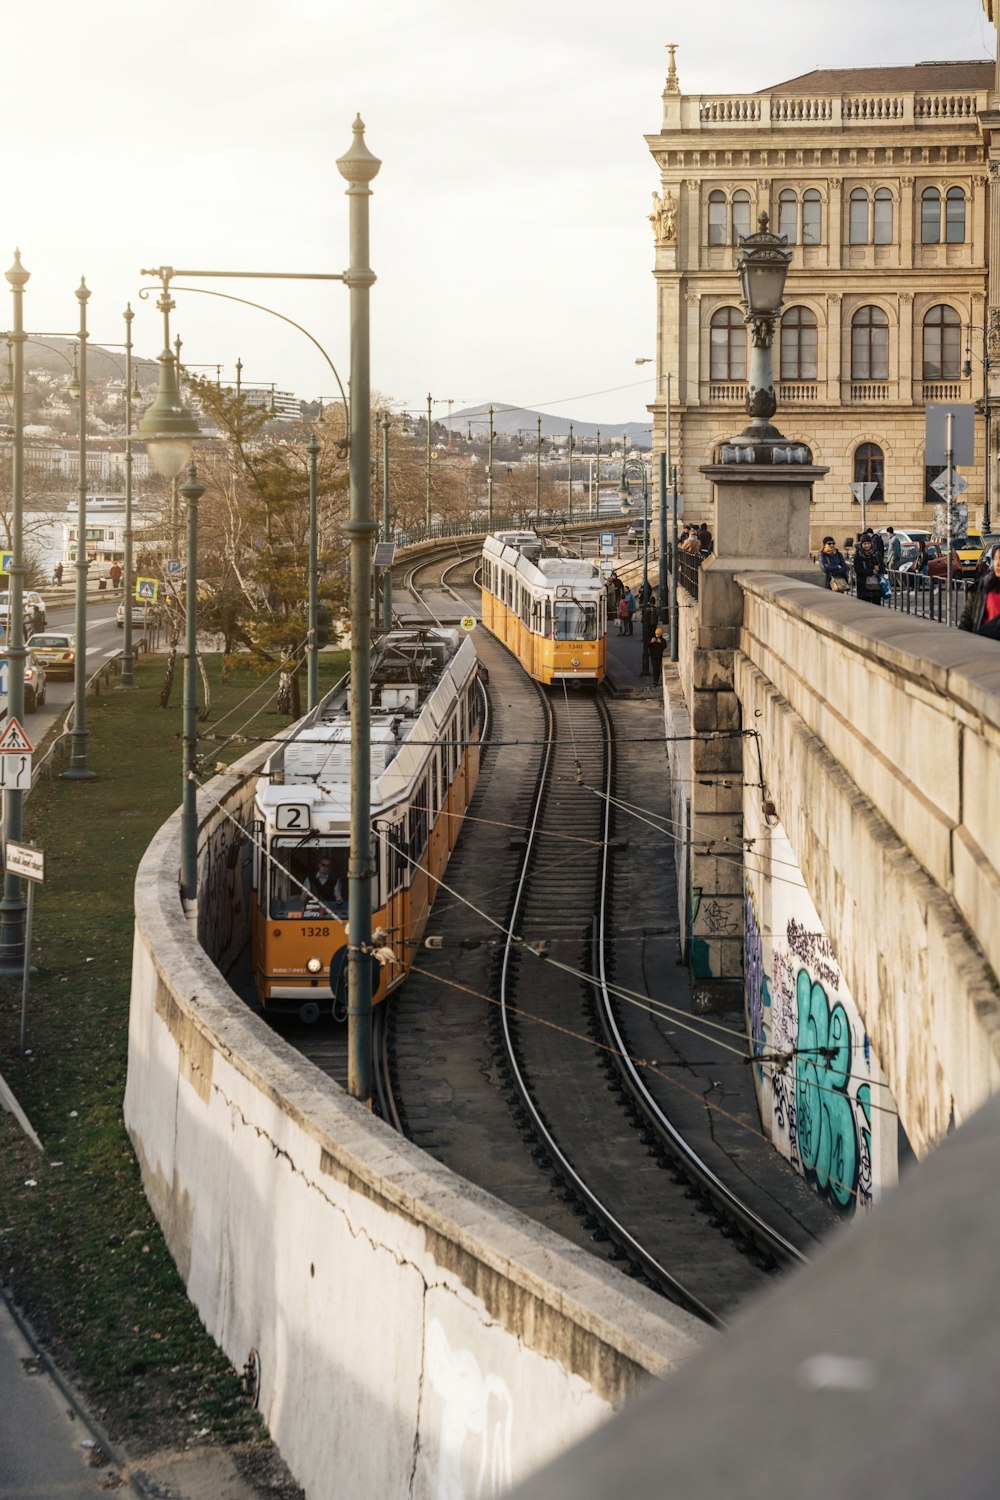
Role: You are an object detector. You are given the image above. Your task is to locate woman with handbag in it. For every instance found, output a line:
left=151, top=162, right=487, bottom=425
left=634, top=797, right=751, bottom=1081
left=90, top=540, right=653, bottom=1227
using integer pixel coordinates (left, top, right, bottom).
left=819, top=536, right=850, bottom=592
left=852, top=534, right=883, bottom=606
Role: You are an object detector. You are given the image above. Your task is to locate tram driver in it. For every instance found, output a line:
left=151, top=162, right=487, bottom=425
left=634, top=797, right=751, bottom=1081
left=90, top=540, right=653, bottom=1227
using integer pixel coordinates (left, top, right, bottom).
left=303, top=854, right=345, bottom=912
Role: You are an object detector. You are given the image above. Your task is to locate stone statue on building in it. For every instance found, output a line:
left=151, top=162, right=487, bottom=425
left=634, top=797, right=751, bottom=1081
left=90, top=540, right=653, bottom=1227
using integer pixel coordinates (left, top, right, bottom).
left=649, top=189, right=677, bottom=243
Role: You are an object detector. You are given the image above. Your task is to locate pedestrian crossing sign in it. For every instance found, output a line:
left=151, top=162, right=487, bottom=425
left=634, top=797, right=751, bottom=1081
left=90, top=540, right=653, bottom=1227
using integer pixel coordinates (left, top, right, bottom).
left=0, top=717, right=33, bottom=753
left=0, top=554, right=12, bottom=574
left=136, top=577, right=159, bottom=602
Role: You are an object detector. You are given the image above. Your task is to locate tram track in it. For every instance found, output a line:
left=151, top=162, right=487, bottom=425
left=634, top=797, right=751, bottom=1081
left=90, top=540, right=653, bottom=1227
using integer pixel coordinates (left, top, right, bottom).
left=284, top=538, right=830, bottom=1325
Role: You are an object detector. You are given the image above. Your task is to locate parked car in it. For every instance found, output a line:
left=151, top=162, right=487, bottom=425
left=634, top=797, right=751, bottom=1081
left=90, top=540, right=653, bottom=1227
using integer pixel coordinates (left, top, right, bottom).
left=953, top=532, right=985, bottom=579
left=626, top=516, right=651, bottom=542
left=899, top=544, right=963, bottom=586
left=27, top=631, right=76, bottom=679
left=0, top=647, right=47, bottom=711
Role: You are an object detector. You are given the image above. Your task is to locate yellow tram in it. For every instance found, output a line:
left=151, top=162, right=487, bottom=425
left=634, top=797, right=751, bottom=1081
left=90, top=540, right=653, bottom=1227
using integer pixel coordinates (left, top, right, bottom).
left=480, top=530, right=607, bottom=685
left=251, top=626, right=481, bottom=1020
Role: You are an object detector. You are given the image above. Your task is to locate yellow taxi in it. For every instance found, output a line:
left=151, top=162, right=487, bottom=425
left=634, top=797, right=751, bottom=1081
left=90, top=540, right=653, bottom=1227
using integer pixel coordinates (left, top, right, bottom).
left=954, top=531, right=985, bottom=579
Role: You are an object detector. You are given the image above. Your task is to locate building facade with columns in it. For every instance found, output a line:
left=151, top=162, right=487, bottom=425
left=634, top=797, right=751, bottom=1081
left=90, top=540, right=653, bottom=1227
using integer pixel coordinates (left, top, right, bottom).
left=645, top=42, right=996, bottom=544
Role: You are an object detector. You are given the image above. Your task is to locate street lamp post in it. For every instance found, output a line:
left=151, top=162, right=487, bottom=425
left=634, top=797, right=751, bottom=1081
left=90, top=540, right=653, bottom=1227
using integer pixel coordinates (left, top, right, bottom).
left=535, top=415, right=543, bottom=523
left=963, top=326, right=992, bottom=535
left=381, top=412, right=393, bottom=630
left=307, top=432, right=320, bottom=711
left=337, top=116, right=381, bottom=1104
left=121, top=304, right=138, bottom=688
left=179, top=463, right=205, bottom=904
left=134, top=117, right=374, bottom=1096
left=0, top=251, right=30, bottom=972
left=64, top=278, right=96, bottom=781
left=567, top=423, right=574, bottom=522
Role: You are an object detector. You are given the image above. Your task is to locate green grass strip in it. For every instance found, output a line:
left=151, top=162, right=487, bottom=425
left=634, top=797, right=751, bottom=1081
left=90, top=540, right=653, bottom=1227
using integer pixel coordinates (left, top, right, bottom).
left=0, top=653, right=345, bottom=1456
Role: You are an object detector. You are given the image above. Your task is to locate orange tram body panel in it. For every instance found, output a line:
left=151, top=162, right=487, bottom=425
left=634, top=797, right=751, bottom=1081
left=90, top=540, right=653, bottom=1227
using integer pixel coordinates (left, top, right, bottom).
left=480, top=530, right=607, bottom=686
left=251, top=626, right=481, bottom=1020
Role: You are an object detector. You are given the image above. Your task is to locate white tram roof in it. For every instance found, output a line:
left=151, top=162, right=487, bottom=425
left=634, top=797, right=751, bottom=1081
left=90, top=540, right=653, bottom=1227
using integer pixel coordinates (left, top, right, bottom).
left=258, top=626, right=478, bottom=830
left=484, top=532, right=600, bottom=592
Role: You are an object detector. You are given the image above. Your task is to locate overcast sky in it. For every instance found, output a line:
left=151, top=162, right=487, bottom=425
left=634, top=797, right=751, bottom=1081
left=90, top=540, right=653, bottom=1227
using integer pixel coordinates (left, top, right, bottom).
left=2, top=0, right=994, bottom=427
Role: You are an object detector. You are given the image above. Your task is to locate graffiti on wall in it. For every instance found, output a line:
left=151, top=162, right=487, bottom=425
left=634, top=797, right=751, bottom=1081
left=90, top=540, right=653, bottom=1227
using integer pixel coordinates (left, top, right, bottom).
left=794, top=968, right=872, bottom=1210
left=745, top=869, right=882, bottom=1214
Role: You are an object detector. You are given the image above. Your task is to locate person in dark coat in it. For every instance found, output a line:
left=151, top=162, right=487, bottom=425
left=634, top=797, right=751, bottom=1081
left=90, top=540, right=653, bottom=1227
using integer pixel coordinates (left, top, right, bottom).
left=648, top=626, right=666, bottom=685
left=697, top=523, right=713, bottom=556
left=853, top=535, right=883, bottom=605
left=818, top=536, right=849, bottom=590
left=958, top=546, right=1000, bottom=638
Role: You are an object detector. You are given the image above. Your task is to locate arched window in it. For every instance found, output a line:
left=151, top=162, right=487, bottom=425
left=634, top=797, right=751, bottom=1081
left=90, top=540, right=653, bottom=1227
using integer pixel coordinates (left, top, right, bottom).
left=731, top=190, right=752, bottom=243
left=922, top=305, right=961, bottom=380
left=851, top=306, right=889, bottom=380
left=710, top=307, right=746, bottom=381
left=946, top=187, right=966, bottom=244
left=873, top=188, right=893, bottom=245
left=921, top=187, right=942, bottom=244
left=849, top=188, right=869, bottom=245
left=802, top=189, right=822, bottom=245
left=708, top=191, right=727, bottom=246
left=854, top=443, right=885, bottom=505
left=778, top=190, right=797, bottom=243
left=780, top=306, right=818, bottom=381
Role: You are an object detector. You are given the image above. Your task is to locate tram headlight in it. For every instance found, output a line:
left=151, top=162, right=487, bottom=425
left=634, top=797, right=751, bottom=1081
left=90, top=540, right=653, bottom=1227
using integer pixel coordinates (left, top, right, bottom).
left=306, top=956, right=323, bottom=974
left=571, top=657, right=580, bottom=667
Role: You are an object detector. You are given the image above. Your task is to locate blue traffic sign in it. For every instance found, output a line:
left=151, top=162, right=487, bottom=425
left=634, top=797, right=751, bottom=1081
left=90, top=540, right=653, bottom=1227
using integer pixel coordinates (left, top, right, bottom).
left=0, top=660, right=8, bottom=697
left=0, top=553, right=12, bottom=575
left=166, top=560, right=183, bottom=576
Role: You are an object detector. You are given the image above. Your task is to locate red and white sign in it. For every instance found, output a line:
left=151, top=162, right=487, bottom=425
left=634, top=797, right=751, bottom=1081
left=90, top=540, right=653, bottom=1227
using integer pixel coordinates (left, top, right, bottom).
left=0, top=718, right=33, bottom=754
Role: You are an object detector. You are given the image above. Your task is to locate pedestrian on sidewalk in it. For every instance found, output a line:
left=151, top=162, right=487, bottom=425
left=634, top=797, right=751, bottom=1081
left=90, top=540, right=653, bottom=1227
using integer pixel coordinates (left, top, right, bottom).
left=52, top=561, right=63, bottom=585
left=109, top=562, right=122, bottom=590
left=616, top=594, right=630, bottom=636
left=697, top=522, right=713, bottom=556
left=819, top=536, right=849, bottom=590
left=648, top=626, right=666, bottom=685
left=853, top=534, right=883, bottom=606
left=624, top=587, right=636, bottom=635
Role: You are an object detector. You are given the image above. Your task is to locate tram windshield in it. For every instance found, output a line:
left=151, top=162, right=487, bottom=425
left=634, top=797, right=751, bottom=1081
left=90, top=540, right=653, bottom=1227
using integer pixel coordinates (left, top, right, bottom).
left=269, top=839, right=349, bottom=918
left=554, top=601, right=597, bottom=641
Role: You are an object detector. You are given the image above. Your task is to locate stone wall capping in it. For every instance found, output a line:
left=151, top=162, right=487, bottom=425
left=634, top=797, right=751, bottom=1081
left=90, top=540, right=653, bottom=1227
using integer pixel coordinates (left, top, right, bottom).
left=739, top=573, right=1000, bottom=722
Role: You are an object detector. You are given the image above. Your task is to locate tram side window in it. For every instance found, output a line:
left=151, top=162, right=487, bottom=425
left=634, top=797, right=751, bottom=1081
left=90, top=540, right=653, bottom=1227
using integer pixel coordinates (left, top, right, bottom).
left=554, top=601, right=597, bottom=641
left=431, top=751, right=440, bottom=815
left=410, top=779, right=429, bottom=863
left=449, top=714, right=459, bottom=779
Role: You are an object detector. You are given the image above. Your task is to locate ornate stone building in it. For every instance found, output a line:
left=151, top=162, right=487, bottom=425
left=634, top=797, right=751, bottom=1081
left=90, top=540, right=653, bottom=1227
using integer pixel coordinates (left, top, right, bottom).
left=645, top=40, right=996, bottom=543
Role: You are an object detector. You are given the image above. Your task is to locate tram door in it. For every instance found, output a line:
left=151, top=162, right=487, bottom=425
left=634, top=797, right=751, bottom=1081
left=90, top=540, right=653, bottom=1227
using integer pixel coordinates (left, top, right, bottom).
left=382, top=818, right=407, bottom=986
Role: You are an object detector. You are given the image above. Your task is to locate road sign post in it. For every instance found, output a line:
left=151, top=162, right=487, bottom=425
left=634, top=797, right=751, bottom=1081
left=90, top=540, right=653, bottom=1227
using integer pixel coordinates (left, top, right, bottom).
left=5, top=841, right=43, bottom=1055
left=850, top=481, right=878, bottom=534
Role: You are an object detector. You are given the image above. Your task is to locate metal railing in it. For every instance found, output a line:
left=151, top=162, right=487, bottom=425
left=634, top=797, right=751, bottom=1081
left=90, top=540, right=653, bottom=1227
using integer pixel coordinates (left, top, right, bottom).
left=847, top=568, right=970, bottom=625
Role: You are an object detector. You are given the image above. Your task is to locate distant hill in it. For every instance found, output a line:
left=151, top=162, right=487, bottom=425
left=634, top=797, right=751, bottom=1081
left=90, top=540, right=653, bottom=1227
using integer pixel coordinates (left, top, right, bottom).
left=451, top=402, right=651, bottom=447
left=22, top=337, right=159, bottom=389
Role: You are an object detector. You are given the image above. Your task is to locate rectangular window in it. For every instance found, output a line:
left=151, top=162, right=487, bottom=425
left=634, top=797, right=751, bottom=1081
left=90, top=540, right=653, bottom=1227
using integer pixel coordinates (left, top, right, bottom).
left=801, top=195, right=821, bottom=245
left=873, top=194, right=893, bottom=245
left=849, top=196, right=869, bottom=245
left=921, top=196, right=940, bottom=245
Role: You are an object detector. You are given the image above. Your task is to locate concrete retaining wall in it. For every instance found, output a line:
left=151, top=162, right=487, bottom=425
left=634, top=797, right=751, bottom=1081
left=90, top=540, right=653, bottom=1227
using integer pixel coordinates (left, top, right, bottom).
left=736, top=577, right=1000, bottom=1154
left=124, top=767, right=708, bottom=1500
